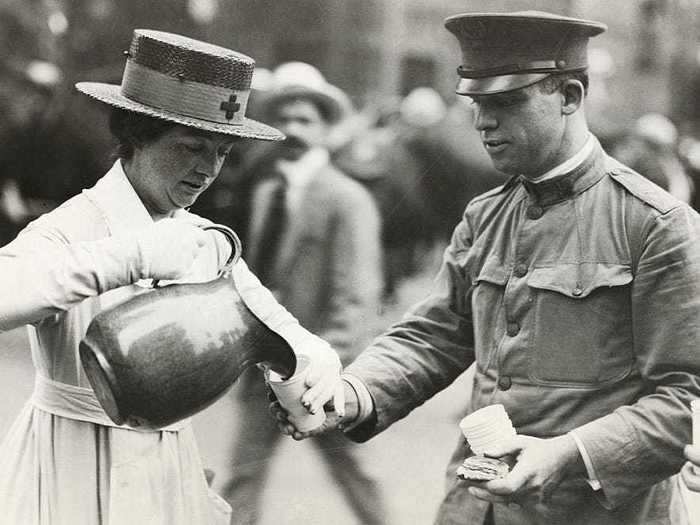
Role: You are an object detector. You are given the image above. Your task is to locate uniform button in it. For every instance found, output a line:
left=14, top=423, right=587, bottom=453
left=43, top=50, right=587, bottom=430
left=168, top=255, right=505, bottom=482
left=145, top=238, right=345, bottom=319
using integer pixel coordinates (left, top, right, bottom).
left=572, top=287, right=583, bottom=297
left=506, top=322, right=520, bottom=336
left=527, top=206, right=544, bottom=220
left=498, top=375, right=512, bottom=390
left=513, top=263, right=528, bottom=278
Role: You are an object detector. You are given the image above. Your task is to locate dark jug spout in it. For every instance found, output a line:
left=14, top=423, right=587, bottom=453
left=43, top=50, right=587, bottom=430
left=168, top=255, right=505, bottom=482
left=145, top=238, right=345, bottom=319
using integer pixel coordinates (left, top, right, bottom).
left=79, top=225, right=296, bottom=430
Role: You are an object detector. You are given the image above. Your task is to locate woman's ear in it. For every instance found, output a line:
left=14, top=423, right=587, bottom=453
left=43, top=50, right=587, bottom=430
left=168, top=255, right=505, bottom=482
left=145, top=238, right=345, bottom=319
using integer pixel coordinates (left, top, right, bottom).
left=561, top=79, right=584, bottom=115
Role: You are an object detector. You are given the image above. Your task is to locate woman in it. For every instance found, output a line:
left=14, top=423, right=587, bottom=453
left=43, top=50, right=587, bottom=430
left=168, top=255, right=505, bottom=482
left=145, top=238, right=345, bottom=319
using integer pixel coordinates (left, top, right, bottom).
left=0, top=29, right=343, bottom=524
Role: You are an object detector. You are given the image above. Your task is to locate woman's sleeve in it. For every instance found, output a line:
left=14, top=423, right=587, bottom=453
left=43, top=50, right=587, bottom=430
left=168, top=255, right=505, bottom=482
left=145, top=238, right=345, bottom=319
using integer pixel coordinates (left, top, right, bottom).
left=231, top=258, right=331, bottom=355
left=0, top=219, right=142, bottom=331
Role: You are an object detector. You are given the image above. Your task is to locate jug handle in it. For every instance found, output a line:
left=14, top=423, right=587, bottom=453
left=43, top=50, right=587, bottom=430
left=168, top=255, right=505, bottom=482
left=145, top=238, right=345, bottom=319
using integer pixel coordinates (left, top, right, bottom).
left=202, top=223, right=242, bottom=276
left=151, top=223, right=242, bottom=288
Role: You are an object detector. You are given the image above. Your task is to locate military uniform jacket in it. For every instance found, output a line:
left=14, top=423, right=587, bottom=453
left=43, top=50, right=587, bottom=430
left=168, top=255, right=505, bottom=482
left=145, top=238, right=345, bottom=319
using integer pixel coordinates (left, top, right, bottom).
left=345, top=141, right=700, bottom=524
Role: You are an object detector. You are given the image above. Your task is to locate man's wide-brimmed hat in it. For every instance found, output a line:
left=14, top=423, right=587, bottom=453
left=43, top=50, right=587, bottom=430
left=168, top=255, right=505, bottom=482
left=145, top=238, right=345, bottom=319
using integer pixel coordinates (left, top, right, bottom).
left=258, top=62, right=352, bottom=125
left=76, top=29, right=284, bottom=141
left=444, top=11, right=607, bottom=96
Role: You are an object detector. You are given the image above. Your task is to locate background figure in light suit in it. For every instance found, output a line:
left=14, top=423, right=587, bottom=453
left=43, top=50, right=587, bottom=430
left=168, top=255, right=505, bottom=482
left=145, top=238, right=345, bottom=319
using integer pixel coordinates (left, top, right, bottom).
left=220, top=63, right=386, bottom=525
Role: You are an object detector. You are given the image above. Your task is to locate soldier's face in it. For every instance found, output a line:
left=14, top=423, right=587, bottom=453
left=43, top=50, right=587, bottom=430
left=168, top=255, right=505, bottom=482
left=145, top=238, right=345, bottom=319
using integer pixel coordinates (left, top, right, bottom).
left=468, top=83, right=569, bottom=178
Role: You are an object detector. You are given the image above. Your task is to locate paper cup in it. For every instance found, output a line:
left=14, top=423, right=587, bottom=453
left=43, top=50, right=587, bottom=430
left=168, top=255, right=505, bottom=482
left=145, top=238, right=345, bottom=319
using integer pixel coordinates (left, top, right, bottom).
left=267, top=355, right=326, bottom=432
left=459, top=404, right=516, bottom=455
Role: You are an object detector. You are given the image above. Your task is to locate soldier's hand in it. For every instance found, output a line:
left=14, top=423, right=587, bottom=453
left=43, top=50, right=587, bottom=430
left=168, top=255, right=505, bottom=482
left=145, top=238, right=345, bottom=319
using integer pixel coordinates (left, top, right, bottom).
left=467, top=434, right=584, bottom=508
left=268, top=397, right=343, bottom=440
left=268, top=379, right=359, bottom=441
left=682, top=445, right=700, bottom=492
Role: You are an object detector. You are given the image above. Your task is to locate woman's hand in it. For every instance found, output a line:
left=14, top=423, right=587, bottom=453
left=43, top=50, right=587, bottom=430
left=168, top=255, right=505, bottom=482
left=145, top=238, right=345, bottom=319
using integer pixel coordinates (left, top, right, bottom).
left=135, top=219, right=208, bottom=281
left=295, top=344, right=345, bottom=418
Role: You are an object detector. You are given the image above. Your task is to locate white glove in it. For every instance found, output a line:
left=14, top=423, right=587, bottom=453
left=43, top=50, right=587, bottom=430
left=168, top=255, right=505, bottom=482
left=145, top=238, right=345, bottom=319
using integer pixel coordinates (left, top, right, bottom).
left=135, top=219, right=208, bottom=281
left=297, top=343, right=345, bottom=419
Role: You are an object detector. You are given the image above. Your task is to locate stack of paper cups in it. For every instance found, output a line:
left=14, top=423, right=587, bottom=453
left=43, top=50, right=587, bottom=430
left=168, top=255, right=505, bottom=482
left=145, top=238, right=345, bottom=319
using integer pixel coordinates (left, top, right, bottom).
left=459, top=404, right=516, bottom=455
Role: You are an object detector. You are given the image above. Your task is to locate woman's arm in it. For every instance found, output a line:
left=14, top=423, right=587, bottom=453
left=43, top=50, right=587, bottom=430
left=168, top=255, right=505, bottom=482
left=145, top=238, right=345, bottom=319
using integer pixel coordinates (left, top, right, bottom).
left=0, top=217, right=209, bottom=331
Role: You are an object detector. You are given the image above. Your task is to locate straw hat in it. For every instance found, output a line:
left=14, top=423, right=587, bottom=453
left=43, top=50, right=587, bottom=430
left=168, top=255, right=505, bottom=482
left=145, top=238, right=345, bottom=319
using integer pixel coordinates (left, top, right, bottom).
left=76, top=29, right=283, bottom=141
left=259, top=61, right=352, bottom=124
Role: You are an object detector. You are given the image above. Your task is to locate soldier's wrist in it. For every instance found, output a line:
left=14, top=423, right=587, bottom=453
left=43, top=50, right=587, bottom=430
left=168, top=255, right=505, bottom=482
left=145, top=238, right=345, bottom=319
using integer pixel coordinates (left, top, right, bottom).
left=340, top=379, right=360, bottom=424
left=339, top=374, right=375, bottom=431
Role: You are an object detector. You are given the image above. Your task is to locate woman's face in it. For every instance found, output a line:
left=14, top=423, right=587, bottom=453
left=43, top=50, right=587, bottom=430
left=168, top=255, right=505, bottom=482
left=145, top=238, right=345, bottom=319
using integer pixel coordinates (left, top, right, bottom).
left=126, top=125, right=237, bottom=218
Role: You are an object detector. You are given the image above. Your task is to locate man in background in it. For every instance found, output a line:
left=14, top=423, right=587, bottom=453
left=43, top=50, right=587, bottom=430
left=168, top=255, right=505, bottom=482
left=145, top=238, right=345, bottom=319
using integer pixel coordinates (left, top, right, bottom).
left=221, top=62, right=386, bottom=525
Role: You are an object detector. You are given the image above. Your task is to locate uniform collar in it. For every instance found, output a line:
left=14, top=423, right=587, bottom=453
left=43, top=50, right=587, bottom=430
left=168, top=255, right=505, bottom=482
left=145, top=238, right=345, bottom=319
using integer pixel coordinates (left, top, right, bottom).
left=530, top=133, right=596, bottom=183
left=519, top=136, right=606, bottom=206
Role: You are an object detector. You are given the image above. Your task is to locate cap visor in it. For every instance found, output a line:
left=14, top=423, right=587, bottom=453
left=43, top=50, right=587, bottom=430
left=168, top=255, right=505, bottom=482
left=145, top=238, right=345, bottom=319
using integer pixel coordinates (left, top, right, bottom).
left=456, top=73, right=550, bottom=96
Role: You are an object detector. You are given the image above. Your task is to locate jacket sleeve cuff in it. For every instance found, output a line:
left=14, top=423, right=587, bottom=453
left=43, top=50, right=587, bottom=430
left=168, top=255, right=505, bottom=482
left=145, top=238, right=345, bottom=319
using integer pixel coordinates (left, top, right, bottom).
left=340, top=373, right=375, bottom=432
left=569, top=430, right=602, bottom=491
left=571, top=412, right=642, bottom=509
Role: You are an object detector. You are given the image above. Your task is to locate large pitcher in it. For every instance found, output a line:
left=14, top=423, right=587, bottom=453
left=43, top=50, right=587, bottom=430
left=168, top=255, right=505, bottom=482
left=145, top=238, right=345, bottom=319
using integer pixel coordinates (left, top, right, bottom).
left=79, top=224, right=296, bottom=429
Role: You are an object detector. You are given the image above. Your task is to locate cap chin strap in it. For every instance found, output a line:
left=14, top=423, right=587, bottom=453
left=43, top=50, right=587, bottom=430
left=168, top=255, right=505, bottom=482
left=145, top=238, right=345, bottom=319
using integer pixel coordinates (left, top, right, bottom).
left=457, top=60, right=563, bottom=78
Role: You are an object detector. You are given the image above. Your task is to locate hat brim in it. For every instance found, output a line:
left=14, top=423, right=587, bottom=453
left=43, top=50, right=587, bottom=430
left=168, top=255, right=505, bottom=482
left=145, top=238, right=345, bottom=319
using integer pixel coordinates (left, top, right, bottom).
left=259, top=86, right=347, bottom=124
left=456, top=73, right=551, bottom=96
left=76, top=82, right=284, bottom=141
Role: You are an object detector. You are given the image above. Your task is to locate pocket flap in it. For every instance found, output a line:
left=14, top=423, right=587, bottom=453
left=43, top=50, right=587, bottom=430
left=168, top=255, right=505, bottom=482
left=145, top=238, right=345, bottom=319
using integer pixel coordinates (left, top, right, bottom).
left=471, top=255, right=509, bottom=286
left=528, top=263, right=632, bottom=298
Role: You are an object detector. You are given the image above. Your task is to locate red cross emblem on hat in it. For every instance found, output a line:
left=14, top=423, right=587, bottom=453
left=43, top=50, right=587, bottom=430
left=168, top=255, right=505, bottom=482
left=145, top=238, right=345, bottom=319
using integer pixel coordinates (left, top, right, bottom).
left=220, top=93, right=241, bottom=119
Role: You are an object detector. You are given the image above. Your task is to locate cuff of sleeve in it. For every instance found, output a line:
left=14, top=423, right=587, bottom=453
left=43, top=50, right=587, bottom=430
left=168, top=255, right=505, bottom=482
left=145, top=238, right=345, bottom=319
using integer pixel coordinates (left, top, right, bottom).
left=340, top=372, right=374, bottom=432
left=569, top=430, right=602, bottom=491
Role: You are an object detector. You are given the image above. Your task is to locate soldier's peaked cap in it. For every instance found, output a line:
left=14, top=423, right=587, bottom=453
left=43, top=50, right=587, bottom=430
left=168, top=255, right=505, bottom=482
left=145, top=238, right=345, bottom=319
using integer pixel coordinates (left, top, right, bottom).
left=444, top=11, right=607, bottom=96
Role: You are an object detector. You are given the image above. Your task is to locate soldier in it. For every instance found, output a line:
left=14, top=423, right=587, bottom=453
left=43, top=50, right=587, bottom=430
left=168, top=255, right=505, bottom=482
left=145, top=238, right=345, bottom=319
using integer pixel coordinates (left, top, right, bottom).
left=273, top=11, right=700, bottom=524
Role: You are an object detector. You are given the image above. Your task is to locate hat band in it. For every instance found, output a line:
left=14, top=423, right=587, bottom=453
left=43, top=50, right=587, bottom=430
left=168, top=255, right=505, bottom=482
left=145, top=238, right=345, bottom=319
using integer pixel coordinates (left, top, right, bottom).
left=121, top=60, right=250, bottom=125
left=458, top=60, right=565, bottom=79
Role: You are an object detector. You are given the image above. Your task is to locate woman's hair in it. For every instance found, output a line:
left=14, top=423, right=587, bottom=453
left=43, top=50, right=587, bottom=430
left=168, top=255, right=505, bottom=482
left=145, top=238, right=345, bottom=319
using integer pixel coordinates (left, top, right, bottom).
left=109, top=108, right=176, bottom=159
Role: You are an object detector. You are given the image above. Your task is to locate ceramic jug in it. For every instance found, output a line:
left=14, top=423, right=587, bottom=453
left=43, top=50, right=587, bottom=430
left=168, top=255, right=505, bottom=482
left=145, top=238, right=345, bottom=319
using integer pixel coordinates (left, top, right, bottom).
left=79, top=224, right=296, bottom=429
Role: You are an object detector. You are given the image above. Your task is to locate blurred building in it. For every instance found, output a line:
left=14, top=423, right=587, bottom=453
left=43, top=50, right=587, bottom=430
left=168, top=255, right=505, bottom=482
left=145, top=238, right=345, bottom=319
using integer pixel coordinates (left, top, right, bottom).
left=203, top=0, right=700, bottom=139
left=3, top=0, right=697, bottom=134
left=1, top=0, right=698, bottom=200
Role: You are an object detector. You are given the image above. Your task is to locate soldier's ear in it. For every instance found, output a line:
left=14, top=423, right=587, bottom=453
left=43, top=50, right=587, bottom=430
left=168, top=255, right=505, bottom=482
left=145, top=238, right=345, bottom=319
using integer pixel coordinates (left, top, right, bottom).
left=561, top=79, right=584, bottom=115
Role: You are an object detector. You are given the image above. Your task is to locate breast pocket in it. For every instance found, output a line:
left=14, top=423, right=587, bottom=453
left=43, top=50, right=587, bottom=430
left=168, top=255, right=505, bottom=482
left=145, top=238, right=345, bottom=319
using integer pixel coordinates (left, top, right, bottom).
left=526, top=263, right=634, bottom=387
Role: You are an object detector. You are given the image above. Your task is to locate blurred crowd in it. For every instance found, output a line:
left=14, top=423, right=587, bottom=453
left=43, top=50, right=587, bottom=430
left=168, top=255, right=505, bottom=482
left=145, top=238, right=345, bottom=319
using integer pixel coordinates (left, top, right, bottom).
left=3, top=54, right=700, bottom=301
left=190, top=65, right=510, bottom=304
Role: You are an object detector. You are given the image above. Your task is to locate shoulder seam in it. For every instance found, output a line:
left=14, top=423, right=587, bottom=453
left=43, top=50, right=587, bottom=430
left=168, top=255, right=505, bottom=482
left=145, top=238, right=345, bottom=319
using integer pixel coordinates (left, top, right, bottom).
left=608, top=169, right=681, bottom=215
